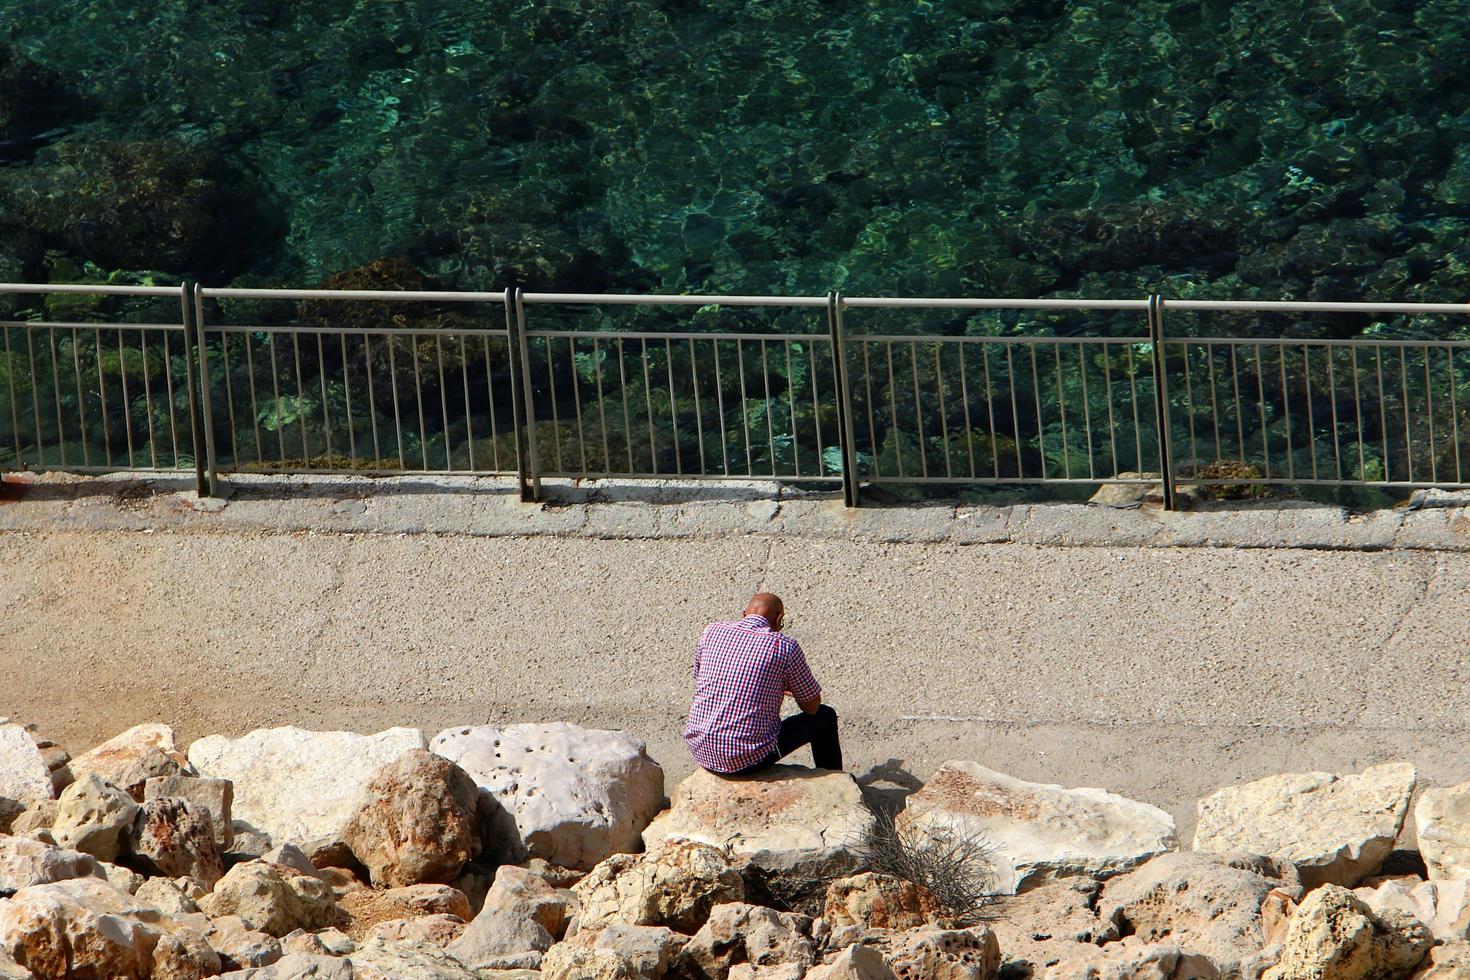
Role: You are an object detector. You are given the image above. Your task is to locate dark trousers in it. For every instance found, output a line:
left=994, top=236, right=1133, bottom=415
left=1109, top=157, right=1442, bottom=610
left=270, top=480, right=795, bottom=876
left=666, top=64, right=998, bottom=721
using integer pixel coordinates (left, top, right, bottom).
left=729, top=705, right=842, bottom=774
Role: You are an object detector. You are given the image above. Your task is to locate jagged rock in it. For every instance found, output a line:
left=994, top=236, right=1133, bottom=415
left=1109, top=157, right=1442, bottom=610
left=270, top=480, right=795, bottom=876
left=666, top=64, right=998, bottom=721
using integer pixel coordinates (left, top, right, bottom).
left=200, top=859, right=339, bottom=937
left=1195, top=764, right=1417, bottom=889
left=866, top=927, right=1002, bottom=980
left=825, top=873, right=946, bottom=932
left=215, top=952, right=354, bottom=979
left=337, top=884, right=472, bottom=940
left=1097, top=851, right=1302, bottom=972
left=1412, top=942, right=1470, bottom=978
left=1355, top=878, right=1470, bottom=942
left=97, top=860, right=144, bottom=894
left=0, top=876, right=220, bottom=979
left=259, top=844, right=322, bottom=879
left=1044, top=940, right=1222, bottom=980
left=51, top=773, right=139, bottom=861
left=541, top=943, right=640, bottom=980
left=209, top=914, right=284, bottom=969
left=0, top=948, right=27, bottom=980
left=446, top=906, right=554, bottom=971
left=573, top=840, right=746, bottom=934
left=809, top=944, right=899, bottom=980
left=145, top=775, right=235, bottom=851
left=129, top=795, right=225, bottom=887
left=680, top=902, right=816, bottom=979
left=1261, top=884, right=1432, bottom=980
left=592, top=923, right=686, bottom=978
left=9, top=801, right=56, bottom=836
left=135, top=877, right=204, bottom=915
left=990, top=878, right=1112, bottom=976
left=68, top=724, right=193, bottom=799
left=366, top=913, right=467, bottom=946
left=350, top=936, right=485, bottom=978
left=901, top=762, right=1177, bottom=894
left=188, top=726, right=428, bottom=857
left=0, top=836, right=103, bottom=894
left=1413, top=782, right=1470, bottom=881
left=431, top=722, right=665, bottom=871
left=643, top=766, right=874, bottom=879
left=480, top=863, right=571, bottom=939
left=343, top=749, right=481, bottom=888
left=0, top=724, right=53, bottom=831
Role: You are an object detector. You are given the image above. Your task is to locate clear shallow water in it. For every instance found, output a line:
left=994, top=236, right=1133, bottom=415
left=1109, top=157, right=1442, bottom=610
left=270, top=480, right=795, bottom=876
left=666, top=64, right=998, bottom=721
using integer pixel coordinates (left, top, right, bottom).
left=1, top=0, right=1469, bottom=308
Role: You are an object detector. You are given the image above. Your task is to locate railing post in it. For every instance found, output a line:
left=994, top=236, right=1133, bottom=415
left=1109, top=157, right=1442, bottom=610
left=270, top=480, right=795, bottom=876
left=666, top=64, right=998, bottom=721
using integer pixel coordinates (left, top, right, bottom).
left=828, top=290, right=860, bottom=507
left=190, top=284, right=220, bottom=497
left=178, top=282, right=207, bottom=495
left=1148, top=293, right=1177, bottom=511
left=506, top=287, right=541, bottom=502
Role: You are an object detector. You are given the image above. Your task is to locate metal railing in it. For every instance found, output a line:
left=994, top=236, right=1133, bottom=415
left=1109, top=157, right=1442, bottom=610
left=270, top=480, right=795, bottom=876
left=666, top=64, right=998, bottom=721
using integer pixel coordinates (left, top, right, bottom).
left=4, top=283, right=1470, bottom=508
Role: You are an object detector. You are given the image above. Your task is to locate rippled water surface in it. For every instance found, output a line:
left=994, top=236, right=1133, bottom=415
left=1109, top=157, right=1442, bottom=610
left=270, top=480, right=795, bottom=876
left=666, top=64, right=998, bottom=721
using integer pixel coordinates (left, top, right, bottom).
left=1, top=0, right=1469, bottom=302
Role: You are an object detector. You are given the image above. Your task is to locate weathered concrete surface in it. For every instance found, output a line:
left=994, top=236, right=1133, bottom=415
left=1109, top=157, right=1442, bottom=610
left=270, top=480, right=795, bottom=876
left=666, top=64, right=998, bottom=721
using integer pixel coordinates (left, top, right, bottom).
left=4, top=473, right=1470, bottom=841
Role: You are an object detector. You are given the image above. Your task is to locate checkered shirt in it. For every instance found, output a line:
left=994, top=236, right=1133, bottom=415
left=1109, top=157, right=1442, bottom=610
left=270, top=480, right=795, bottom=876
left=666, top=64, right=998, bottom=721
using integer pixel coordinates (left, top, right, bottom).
left=684, top=614, right=822, bottom=774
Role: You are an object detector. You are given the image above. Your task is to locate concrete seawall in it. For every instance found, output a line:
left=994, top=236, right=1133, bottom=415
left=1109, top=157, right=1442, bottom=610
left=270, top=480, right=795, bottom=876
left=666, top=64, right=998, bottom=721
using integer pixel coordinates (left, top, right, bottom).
left=5, top=471, right=1470, bottom=840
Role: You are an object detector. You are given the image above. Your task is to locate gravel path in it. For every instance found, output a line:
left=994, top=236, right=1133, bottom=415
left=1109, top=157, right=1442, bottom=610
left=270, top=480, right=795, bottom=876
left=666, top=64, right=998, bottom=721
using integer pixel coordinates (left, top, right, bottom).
left=4, top=518, right=1468, bottom=840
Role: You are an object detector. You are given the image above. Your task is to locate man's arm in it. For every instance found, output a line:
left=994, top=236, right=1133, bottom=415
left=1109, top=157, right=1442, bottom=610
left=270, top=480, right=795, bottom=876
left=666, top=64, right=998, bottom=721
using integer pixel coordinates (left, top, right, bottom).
left=784, top=639, right=823, bottom=715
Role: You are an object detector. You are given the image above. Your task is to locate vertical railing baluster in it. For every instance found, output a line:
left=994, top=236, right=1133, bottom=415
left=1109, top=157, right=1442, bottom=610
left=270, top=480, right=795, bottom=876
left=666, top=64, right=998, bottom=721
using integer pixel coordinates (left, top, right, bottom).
left=828, top=292, right=859, bottom=506
left=1147, top=295, right=1176, bottom=510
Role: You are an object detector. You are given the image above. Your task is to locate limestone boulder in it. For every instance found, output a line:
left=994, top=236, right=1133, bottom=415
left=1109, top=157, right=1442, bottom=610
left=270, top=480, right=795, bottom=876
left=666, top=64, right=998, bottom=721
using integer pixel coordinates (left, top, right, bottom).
left=145, top=775, right=235, bottom=851
left=867, top=927, right=1001, bottom=980
left=680, top=902, right=816, bottom=979
left=366, top=913, right=468, bottom=946
left=349, top=936, right=485, bottom=978
left=1355, top=878, right=1470, bottom=942
left=445, top=907, right=554, bottom=971
left=129, top=795, right=225, bottom=887
left=990, top=878, right=1113, bottom=977
left=97, top=860, right=144, bottom=894
left=901, top=762, right=1177, bottom=894
left=573, top=840, right=746, bottom=934
left=208, top=914, right=284, bottom=969
left=1044, top=940, right=1222, bottom=980
left=343, top=749, right=481, bottom=887
left=824, top=872, right=945, bottom=931
left=136, top=877, right=204, bottom=915
left=592, top=923, right=686, bottom=978
left=1413, top=942, right=1470, bottom=978
left=809, top=945, right=898, bottom=980
left=200, top=859, right=339, bottom=937
left=643, top=766, right=874, bottom=879
left=0, top=724, right=53, bottom=830
left=1261, top=883, right=1432, bottom=980
left=51, top=773, right=139, bottom=861
left=541, top=943, right=640, bottom=980
left=1194, top=763, right=1417, bottom=889
left=338, top=884, right=472, bottom=940
left=215, top=951, right=354, bottom=979
left=68, top=723, right=193, bottom=798
left=431, top=722, right=665, bottom=871
left=187, top=726, right=428, bottom=855
left=0, top=836, right=104, bottom=893
left=0, top=876, right=219, bottom=979
left=1413, top=782, right=1470, bottom=881
left=480, top=863, right=571, bottom=939
left=9, top=801, right=56, bottom=837
left=1097, top=851, right=1302, bottom=970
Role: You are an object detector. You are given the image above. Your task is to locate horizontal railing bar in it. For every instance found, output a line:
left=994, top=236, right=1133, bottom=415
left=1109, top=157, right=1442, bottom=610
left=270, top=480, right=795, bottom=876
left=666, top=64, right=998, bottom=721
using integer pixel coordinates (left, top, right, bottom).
left=3, top=465, right=191, bottom=475
left=844, top=297, right=1149, bottom=310
left=205, top=323, right=510, bottom=338
left=1168, top=336, right=1470, bottom=349
left=1168, top=300, right=1470, bottom=314
left=0, top=283, right=182, bottom=297
left=845, top=333, right=1147, bottom=345
left=522, top=293, right=829, bottom=307
left=865, top=476, right=1162, bottom=485
left=200, top=288, right=509, bottom=302
left=0, top=320, right=185, bottom=331
left=540, top=470, right=843, bottom=482
left=218, top=467, right=518, bottom=477
left=525, top=330, right=828, bottom=343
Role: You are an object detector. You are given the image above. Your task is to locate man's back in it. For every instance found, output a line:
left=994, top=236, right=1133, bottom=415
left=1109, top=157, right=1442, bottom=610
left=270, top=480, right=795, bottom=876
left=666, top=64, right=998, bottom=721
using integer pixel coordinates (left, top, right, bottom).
left=684, top=613, right=821, bottom=774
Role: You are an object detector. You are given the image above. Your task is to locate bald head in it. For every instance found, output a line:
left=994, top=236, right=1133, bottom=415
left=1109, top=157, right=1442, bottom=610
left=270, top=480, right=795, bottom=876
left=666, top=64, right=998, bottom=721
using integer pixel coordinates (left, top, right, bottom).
left=745, top=592, right=785, bottom=629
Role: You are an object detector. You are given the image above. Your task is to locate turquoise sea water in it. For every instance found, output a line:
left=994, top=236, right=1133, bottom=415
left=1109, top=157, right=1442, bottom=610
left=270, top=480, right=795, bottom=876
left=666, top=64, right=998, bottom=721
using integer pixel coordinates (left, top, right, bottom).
left=2, top=0, right=1469, bottom=305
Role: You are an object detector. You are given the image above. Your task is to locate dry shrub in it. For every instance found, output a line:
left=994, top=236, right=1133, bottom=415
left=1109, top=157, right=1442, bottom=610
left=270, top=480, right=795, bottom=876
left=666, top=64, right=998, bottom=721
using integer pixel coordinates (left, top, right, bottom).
left=854, top=810, right=1001, bottom=924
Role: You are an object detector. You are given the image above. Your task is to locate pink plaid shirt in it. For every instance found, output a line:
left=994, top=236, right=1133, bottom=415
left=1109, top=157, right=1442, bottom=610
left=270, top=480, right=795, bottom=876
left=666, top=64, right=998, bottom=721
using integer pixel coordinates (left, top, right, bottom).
left=684, top=614, right=822, bottom=773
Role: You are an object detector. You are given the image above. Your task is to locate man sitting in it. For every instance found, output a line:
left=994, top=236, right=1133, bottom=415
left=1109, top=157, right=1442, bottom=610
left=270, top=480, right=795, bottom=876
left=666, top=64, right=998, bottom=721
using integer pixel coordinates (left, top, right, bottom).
left=684, top=592, right=842, bottom=775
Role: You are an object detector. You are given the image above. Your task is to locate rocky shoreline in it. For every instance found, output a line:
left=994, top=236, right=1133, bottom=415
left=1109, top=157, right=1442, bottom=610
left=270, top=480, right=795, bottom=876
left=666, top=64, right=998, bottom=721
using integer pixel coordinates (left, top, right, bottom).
left=0, top=719, right=1465, bottom=979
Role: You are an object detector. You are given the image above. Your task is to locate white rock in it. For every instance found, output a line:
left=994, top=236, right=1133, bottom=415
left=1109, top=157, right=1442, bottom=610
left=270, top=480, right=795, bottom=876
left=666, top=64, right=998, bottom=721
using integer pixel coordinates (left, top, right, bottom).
left=1262, top=883, right=1432, bottom=980
left=0, top=724, right=54, bottom=822
left=901, top=761, right=1177, bottom=894
left=431, top=722, right=665, bottom=871
left=1044, top=940, right=1221, bottom=980
left=1355, top=878, right=1470, bottom=943
left=350, top=936, right=485, bottom=978
left=808, top=945, right=899, bottom=980
left=0, top=836, right=104, bottom=893
left=643, top=765, right=875, bottom=878
left=188, top=726, right=427, bottom=851
left=67, top=723, right=193, bottom=795
left=1414, top=781, right=1470, bottom=881
left=1195, top=763, right=1417, bottom=888
left=50, top=773, right=139, bottom=862
left=446, top=907, right=554, bottom=971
